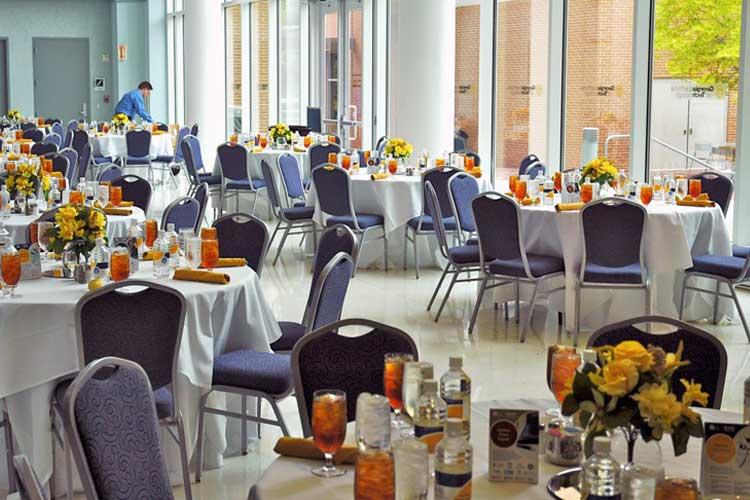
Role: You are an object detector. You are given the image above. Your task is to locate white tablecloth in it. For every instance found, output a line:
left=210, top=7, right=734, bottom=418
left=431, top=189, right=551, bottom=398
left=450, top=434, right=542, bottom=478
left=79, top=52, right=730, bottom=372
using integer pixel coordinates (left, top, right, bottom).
left=91, top=132, right=174, bottom=160
left=0, top=263, right=281, bottom=493
left=251, top=398, right=739, bottom=499
left=4, top=206, right=146, bottom=245
left=482, top=202, right=733, bottom=331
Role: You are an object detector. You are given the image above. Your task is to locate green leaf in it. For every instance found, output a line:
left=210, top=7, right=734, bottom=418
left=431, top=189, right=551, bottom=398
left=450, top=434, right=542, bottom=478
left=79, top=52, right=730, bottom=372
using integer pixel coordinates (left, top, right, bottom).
left=573, top=372, right=594, bottom=400
left=606, top=396, right=619, bottom=413
left=672, top=423, right=690, bottom=456
left=580, top=401, right=598, bottom=414
left=562, top=394, right=579, bottom=416
left=584, top=427, right=608, bottom=458
left=578, top=410, right=593, bottom=428
left=602, top=408, right=635, bottom=429
left=687, top=417, right=704, bottom=438
left=593, top=389, right=606, bottom=408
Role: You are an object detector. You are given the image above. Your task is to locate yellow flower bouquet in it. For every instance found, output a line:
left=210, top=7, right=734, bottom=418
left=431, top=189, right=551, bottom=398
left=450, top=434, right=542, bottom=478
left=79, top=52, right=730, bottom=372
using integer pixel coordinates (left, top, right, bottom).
left=111, top=113, right=130, bottom=128
left=6, top=109, right=22, bottom=121
left=384, top=137, right=413, bottom=160
left=269, top=123, right=293, bottom=144
left=580, top=157, right=618, bottom=186
left=562, top=340, right=708, bottom=461
left=44, top=204, right=107, bottom=261
left=6, top=161, right=51, bottom=199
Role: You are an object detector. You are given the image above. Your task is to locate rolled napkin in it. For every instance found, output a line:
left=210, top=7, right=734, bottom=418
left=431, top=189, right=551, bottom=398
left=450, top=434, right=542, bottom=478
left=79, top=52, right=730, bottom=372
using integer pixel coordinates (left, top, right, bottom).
left=152, top=130, right=166, bottom=135
left=370, top=172, right=390, bottom=181
left=252, top=146, right=263, bottom=153
left=273, top=437, right=357, bottom=465
left=109, top=201, right=135, bottom=208
left=173, top=268, right=231, bottom=285
left=293, top=146, right=307, bottom=153
left=102, top=207, right=133, bottom=216
left=676, top=199, right=716, bottom=208
left=208, top=257, right=247, bottom=268
left=49, top=171, right=64, bottom=179
left=555, top=202, right=585, bottom=212
left=142, top=251, right=156, bottom=261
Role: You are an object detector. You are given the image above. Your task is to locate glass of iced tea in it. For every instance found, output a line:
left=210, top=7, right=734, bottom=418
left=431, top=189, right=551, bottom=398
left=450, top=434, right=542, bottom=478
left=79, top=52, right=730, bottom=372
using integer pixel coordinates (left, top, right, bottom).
left=110, top=247, right=130, bottom=282
left=387, top=158, right=398, bottom=175
left=515, top=179, right=528, bottom=200
left=328, top=152, right=338, bottom=165
left=200, top=227, right=218, bottom=240
left=20, top=143, right=31, bottom=155
left=640, top=183, right=654, bottom=205
left=509, top=175, right=519, bottom=195
left=201, top=238, right=219, bottom=271
left=1, top=249, right=22, bottom=298
left=464, top=155, right=474, bottom=171
left=311, top=389, right=347, bottom=478
left=341, top=155, right=351, bottom=170
left=435, top=158, right=446, bottom=169
left=303, top=135, right=313, bottom=148
left=69, top=191, right=84, bottom=205
left=550, top=349, right=581, bottom=407
left=109, top=185, right=123, bottom=207
left=145, top=219, right=158, bottom=248
left=654, top=477, right=699, bottom=500
left=581, top=182, right=594, bottom=204
left=688, top=178, right=702, bottom=199
left=384, top=352, right=414, bottom=429
left=259, top=135, right=268, bottom=149
left=42, top=158, right=53, bottom=173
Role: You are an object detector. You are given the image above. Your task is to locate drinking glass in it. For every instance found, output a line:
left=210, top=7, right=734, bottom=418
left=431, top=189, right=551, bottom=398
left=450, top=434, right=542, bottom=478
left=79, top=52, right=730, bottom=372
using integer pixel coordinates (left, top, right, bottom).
left=688, top=178, right=702, bottom=198
left=201, top=238, right=219, bottom=271
left=37, top=221, right=53, bottom=262
left=28, top=222, right=38, bottom=246
left=384, top=352, right=414, bottom=429
left=402, top=361, right=432, bottom=422
left=311, top=390, right=347, bottom=478
left=42, top=158, right=53, bottom=173
left=509, top=174, right=519, bottom=195
left=581, top=182, right=594, bottom=204
left=515, top=179, right=528, bottom=200
left=640, top=184, right=653, bottom=205
left=341, top=155, right=351, bottom=170
left=259, top=135, right=268, bottom=149
left=145, top=219, right=158, bottom=248
left=69, top=191, right=84, bottom=205
left=654, top=477, right=699, bottom=500
left=1, top=250, right=21, bottom=298
left=328, top=152, right=338, bottom=165
left=109, top=248, right=129, bottom=281
left=387, top=158, right=398, bottom=175
left=178, top=228, right=194, bottom=255
left=393, top=439, right=429, bottom=500
left=676, top=177, right=687, bottom=197
left=186, top=237, right=202, bottom=269
left=652, top=175, right=663, bottom=200
left=549, top=350, right=581, bottom=415
left=304, top=135, right=313, bottom=148
left=109, top=185, right=123, bottom=206
left=62, top=249, right=79, bottom=278
left=464, top=155, right=475, bottom=172
left=200, top=227, right=218, bottom=240
left=97, top=184, right=109, bottom=206
left=435, top=158, right=446, bottom=169
left=354, top=393, right=394, bottom=497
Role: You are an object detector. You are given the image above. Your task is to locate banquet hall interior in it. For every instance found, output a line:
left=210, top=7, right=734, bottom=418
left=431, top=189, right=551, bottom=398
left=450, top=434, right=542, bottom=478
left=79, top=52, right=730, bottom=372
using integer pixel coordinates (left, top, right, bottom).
left=1, top=0, right=750, bottom=498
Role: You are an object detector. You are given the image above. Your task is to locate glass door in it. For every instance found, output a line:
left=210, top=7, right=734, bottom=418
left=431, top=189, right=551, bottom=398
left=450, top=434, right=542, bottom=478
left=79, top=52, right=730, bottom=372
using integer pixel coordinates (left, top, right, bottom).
left=320, top=0, right=363, bottom=149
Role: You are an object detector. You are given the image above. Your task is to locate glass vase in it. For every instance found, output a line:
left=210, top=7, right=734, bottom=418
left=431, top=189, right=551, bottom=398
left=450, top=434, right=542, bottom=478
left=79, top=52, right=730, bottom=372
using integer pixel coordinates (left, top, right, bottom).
left=611, top=428, right=664, bottom=500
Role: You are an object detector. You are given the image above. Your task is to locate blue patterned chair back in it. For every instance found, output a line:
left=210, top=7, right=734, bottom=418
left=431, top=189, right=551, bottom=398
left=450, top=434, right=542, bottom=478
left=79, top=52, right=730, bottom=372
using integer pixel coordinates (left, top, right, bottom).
left=22, top=129, right=43, bottom=142
left=312, top=166, right=352, bottom=217
left=279, top=153, right=305, bottom=200
left=194, top=182, right=209, bottom=230
left=59, top=148, right=79, bottom=182
left=77, top=142, right=91, bottom=179
left=582, top=198, right=645, bottom=269
left=65, top=120, right=78, bottom=137
left=688, top=172, right=733, bottom=215
left=162, top=196, right=201, bottom=232
left=260, top=160, right=282, bottom=210
left=448, top=173, right=479, bottom=233
left=213, top=213, right=269, bottom=276
left=125, top=130, right=151, bottom=158
left=51, top=122, right=64, bottom=138
left=519, top=154, right=541, bottom=175
left=217, top=142, right=249, bottom=181
left=190, top=123, right=199, bottom=137
left=308, top=253, right=354, bottom=331
left=309, top=142, right=341, bottom=170
left=63, top=357, right=175, bottom=500
left=423, top=167, right=459, bottom=219
left=181, top=135, right=203, bottom=184
left=96, top=164, right=123, bottom=183
left=588, top=316, right=727, bottom=409
left=525, top=162, right=546, bottom=180
left=70, top=129, right=89, bottom=158
left=291, top=318, right=418, bottom=436
left=20, top=123, right=36, bottom=131
left=30, top=142, right=57, bottom=156
left=44, top=132, right=62, bottom=148
left=75, top=281, right=186, bottom=391
left=12, top=455, right=45, bottom=500
left=472, top=192, right=521, bottom=262
left=49, top=154, right=70, bottom=180
left=64, top=130, right=73, bottom=149
left=110, top=174, right=152, bottom=214
left=174, top=126, right=190, bottom=163
left=424, top=182, right=451, bottom=259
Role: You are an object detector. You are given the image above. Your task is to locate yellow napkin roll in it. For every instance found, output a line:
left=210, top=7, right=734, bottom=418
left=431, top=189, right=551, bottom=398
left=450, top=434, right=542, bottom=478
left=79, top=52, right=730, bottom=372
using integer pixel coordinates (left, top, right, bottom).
left=555, top=202, right=585, bottom=212
left=102, top=207, right=133, bottom=216
left=293, top=146, right=307, bottom=153
left=49, top=171, right=64, bottom=179
left=151, top=130, right=166, bottom=135
left=252, top=146, right=263, bottom=153
left=273, top=437, right=357, bottom=465
left=370, top=172, right=390, bottom=181
left=173, top=268, right=231, bottom=285
left=7, top=154, right=20, bottom=161
left=212, top=257, right=247, bottom=268
left=676, top=199, right=716, bottom=208
left=108, top=201, right=134, bottom=208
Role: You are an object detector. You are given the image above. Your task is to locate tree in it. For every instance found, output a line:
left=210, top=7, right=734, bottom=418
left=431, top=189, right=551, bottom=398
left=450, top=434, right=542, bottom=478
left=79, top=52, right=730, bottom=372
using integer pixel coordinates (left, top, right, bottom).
left=654, top=0, right=742, bottom=91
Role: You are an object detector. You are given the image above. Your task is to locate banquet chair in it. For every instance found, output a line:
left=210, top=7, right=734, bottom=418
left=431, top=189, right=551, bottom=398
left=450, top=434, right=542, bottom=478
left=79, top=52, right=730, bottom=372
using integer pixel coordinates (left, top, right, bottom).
left=448, top=172, right=480, bottom=244
left=155, top=122, right=169, bottom=132
left=468, top=192, right=565, bottom=340
left=291, top=318, right=418, bottom=437
left=278, top=153, right=308, bottom=207
left=518, top=154, right=542, bottom=175
left=261, top=160, right=317, bottom=266
left=679, top=246, right=750, bottom=342
left=43, top=132, right=62, bottom=148
left=194, top=182, right=210, bottom=229
left=425, top=182, right=483, bottom=322
left=688, top=171, right=733, bottom=215
left=404, top=166, right=460, bottom=278
left=65, top=120, right=78, bottom=140
left=271, top=250, right=357, bottom=354
left=2, top=415, right=17, bottom=494
left=58, top=148, right=79, bottom=184
left=312, top=164, right=388, bottom=270
left=30, top=142, right=57, bottom=156
left=190, top=123, right=199, bottom=137
left=61, top=357, right=176, bottom=500
left=95, top=163, right=123, bottom=183
left=734, top=245, right=750, bottom=259
left=588, top=316, right=726, bottom=409
left=153, top=126, right=190, bottom=189
left=48, top=154, right=70, bottom=181
left=575, top=198, right=649, bottom=346
left=63, top=130, right=73, bottom=150
left=124, top=129, right=154, bottom=182
left=70, top=129, right=88, bottom=155
left=22, top=129, right=43, bottom=143
left=376, top=136, right=388, bottom=157
left=51, top=122, right=64, bottom=139
left=213, top=212, right=270, bottom=276
left=19, top=123, right=36, bottom=131
left=525, top=162, right=547, bottom=180
left=308, top=141, right=341, bottom=173
left=182, top=135, right=222, bottom=198
left=217, top=142, right=267, bottom=215
left=76, top=142, right=91, bottom=180
left=12, top=455, right=45, bottom=500
left=52, top=282, right=191, bottom=500
left=110, top=174, right=153, bottom=214
left=161, top=196, right=201, bottom=232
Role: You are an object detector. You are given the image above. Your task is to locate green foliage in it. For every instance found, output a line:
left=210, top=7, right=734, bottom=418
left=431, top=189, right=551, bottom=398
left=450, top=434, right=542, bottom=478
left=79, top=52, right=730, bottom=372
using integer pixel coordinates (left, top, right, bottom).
left=654, top=0, right=742, bottom=90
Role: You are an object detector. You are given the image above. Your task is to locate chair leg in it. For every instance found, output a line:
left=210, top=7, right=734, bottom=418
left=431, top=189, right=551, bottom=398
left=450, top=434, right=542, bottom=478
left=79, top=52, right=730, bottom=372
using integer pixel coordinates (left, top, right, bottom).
left=3, top=416, right=16, bottom=493
left=268, top=398, right=290, bottom=437
left=383, top=229, right=389, bottom=272
left=237, top=191, right=242, bottom=213
left=574, top=284, right=582, bottom=348
left=729, top=284, right=750, bottom=342
left=195, top=394, right=208, bottom=483
left=713, top=281, right=721, bottom=324
left=268, top=220, right=282, bottom=252
left=64, top=428, right=73, bottom=500
left=175, top=414, right=193, bottom=500
left=520, top=283, right=539, bottom=343
left=273, top=224, right=292, bottom=266
left=504, top=302, right=509, bottom=320
left=403, top=227, right=409, bottom=271
left=241, top=396, right=248, bottom=455
left=435, top=270, right=460, bottom=322
left=299, top=232, right=306, bottom=247
left=468, top=275, right=489, bottom=335
left=514, top=281, right=520, bottom=324
left=413, top=232, right=419, bottom=279
left=427, top=264, right=450, bottom=311
left=250, top=192, right=258, bottom=215
left=256, top=397, right=262, bottom=440
left=678, top=274, right=689, bottom=321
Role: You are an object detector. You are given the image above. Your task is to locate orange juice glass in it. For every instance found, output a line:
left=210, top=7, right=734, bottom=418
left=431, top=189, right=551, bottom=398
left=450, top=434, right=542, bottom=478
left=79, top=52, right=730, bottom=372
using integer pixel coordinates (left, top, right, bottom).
left=69, top=191, right=84, bottom=205
left=2, top=252, right=22, bottom=297
left=110, top=249, right=130, bottom=282
left=259, top=136, right=268, bottom=149
left=109, top=186, right=123, bottom=206
left=341, top=155, right=351, bottom=170
left=201, top=238, right=219, bottom=270
left=387, top=158, right=398, bottom=175
left=688, top=178, right=702, bottom=198
left=464, top=156, right=475, bottom=171
left=581, top=183, right=594, bottom=204
left=14, top=130, right=23, bottom=140
left=200, top=227, right=218, bottom=240
left=509, top=175, right=519, bottom=195
left=550, top=350, right=581, bottom=404
left=303, top=135, right=313, bottom=148
left=20, top=143, right=31, bottom=155
left=515, top=179, right=527, bottom=200
left=328, top=152, right=338, bottom=165
left=640, top=184, right=654, bottom=205
left=42, top=159, right=53, bottom=173
left=145, top=220, right=158, bottom=248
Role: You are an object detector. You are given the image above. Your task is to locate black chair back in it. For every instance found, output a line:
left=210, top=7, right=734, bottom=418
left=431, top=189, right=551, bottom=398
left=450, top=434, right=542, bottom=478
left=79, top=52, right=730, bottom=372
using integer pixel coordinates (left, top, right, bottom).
left=110, top=174, right=153, bottom=214
left=213, top=213, right=270, bottom=276
left=688, top=171, right=733, bottom=215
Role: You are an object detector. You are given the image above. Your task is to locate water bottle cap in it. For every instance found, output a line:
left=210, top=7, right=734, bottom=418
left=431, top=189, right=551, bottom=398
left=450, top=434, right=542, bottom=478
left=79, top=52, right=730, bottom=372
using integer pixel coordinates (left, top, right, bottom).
left=583, top=349, right=597, bottom=364
left=422, top=380, right=437, bottom=393
left=158, top=229, right=165, bottom=238
left=445, top=418, right=463, bottom=435
left=449, top=357, right=463, bottom=369
left=167, top=223, right=175, bottom=232
left=420, top=364, right=434, bottom=380
left=95, top=237, right=104, bottom=246
left=593, top=436, right=611, bottom=454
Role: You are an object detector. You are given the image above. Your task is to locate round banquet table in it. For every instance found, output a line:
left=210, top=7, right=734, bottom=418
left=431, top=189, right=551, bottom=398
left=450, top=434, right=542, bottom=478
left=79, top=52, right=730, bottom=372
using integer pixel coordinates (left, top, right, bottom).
left=90, top=131, right=174, bottom=160
left=3, top=205, right=146, bottom=245
left=0, top=262, right=282, bottom=492
left=479, top=201, right=733, bottom=331
left=250, top=398, right=740, bottom=499
left=307, top=171, right=493, bottom=269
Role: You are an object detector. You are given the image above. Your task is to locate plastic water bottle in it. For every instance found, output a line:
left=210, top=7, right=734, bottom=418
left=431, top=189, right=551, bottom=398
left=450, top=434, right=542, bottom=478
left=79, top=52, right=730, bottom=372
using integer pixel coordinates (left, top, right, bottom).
left=152, top=230, right=171, bottom=279
left=89, top=237, right=110, bottom=282
left=434, top=418, right=473, bottom=500
left=413, top=380, right=447, bottom=453
left=48, top=178, right=60, bottom=208
left=165, top=223, right=180, bottom=269
left=83, top=181, right=95, bottom=206
left=580, top=436, right=622, bottom=499
left=440, top=357, right=471, bottom=439
left=0, top=185, right=10, bottom=217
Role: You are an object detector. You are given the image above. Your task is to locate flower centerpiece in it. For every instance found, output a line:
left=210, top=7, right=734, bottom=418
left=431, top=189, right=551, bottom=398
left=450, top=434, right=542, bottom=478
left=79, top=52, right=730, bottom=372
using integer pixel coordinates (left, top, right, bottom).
left=111, top=113, right=130, bottom=133
left=45, top=204, right=107, bottom=268
left=6, top=109, right=22, bottom=122
left=562, top=340, right=707, bottom=462
left=384, top=137, right=413, bottom=161
left=6, top=161, right=51, bottom=201
left=269, top=123, right=293, bottom=145
left=580, top=157, right=618, bottom=186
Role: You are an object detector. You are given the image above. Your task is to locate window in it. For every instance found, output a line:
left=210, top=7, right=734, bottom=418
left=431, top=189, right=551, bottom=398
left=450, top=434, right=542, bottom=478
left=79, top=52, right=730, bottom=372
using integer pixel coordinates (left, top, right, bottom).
left=167, top=0, right=185, bottom=125
left=225, top=3, right=244, bottom=134
left=251, top=1, right=271, bottom=131
left=563, top=0, right=633, bottom=173
left=279, top=0, right=302, bottom=124
left=455, top=3, right=481, bottom=156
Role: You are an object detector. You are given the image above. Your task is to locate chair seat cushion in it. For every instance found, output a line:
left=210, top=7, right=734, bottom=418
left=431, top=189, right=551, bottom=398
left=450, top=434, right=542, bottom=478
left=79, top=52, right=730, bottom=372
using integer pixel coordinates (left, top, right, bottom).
left=448, top=245, right=481, bottom=265
left=488, top=253, right=564, bottom=278
left=153, top=386, right=174, bottom=419
left=689, top=254, right=748, bottom=280
left=198, top=173, right=223, bottom=185
left=583, top=262, right=644, bottom=285
left=270, top=321, right=306, bottom=352
left=326, top=214, right=384, bottom=230
left=227, top=179, right=267, bottom=191
left=293, top=201, right=307, bottom=208
left=212, top=350, right=292, bottom=396
left=407, top=215, right=457, bottom=231
left=282, top=206, right=315, bottom=221
left=733, top=245, right=750, bottom=259
left=92, top=155, right=113, bottom=165
left=126, top=155, right=150, bottom=165
left=154, top=155, right=174, bottom=163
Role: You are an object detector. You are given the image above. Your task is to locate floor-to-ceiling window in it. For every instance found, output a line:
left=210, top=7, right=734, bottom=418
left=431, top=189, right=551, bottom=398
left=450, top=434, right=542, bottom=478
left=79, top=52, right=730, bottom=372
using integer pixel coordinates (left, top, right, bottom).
left=455, top=2, right=481, bottom=155
left=279, top=0, right=302, bottom=124
left=167, top=0, right=185, bottom=125
left=251, top=0, right=270, bottom=131
left=225, top=3, right=244, bottom=134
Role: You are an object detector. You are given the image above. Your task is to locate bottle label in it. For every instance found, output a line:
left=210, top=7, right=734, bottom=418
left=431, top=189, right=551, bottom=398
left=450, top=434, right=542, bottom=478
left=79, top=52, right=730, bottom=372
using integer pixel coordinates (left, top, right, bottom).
left=414, top=424, right=443, bottom=453
left=435, top=471, right=472, bottom=500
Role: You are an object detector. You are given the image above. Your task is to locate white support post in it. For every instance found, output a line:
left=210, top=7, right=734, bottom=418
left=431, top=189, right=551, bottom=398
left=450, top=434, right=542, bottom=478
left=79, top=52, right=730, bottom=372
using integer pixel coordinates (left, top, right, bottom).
left=546, top=0, right=564, bottom=171
left=734, top=0, right=750, bottom=244
left=629, top=0, right=653, bottom=182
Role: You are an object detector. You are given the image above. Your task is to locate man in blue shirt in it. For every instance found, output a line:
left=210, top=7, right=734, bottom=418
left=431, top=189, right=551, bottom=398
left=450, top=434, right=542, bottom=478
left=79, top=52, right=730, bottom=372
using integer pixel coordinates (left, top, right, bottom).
left=114, top=81, right=154, bottom=122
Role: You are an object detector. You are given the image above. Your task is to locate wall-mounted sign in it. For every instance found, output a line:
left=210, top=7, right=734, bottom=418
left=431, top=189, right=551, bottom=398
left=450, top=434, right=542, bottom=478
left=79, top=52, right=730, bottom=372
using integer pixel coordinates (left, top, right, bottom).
left=117, top=44, right=128, bottom=62
left=94, top=78, right=106, bottom=91
left=457, top=84, right=472, bottom=95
